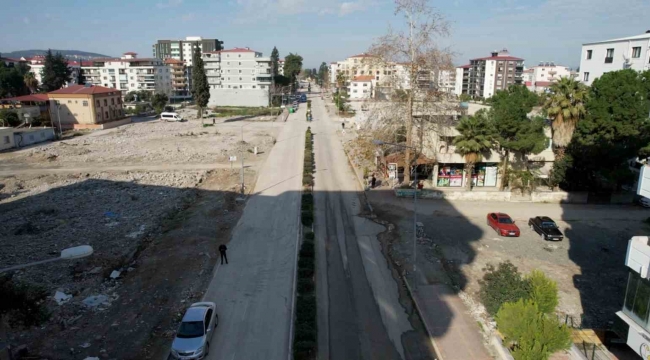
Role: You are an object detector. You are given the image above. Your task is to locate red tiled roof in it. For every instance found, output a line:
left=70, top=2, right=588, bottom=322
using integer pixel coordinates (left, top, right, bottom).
left=457, top=64, right=471, bottom=69
left=47, top=85, right=120, bottom=95
left=220, top=47, right=257, bottom=53
left=164, top=58, right=184, bottom=64
left=350, top=53, right=375, bottom=58
left=352, top=75, right=374, bottom=82
left=525, top=81, right=532, bottom=86
left=471, top=56, right=524, bottom=61
left=1, top=57, right=22, bottom=62
left=123, top=52, right=137, bottom=55
left=81, top=61, right=95, bottom=66
left=1, top=94, right=50, bottom=102
left=534, top=81, right=553, bottom=87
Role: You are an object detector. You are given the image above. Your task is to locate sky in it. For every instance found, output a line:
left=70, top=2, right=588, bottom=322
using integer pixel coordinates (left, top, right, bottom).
left=2, top=0, right=650, bottom=69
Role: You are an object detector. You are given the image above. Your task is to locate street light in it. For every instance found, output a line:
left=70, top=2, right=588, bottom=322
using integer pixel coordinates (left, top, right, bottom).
left=373, top=139, right=420, bottom=288
left=0, top=245, right=93, bottom=273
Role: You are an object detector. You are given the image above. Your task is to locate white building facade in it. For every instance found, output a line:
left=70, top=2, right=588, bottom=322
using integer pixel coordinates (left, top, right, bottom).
left=348, top=76, right=373, bottom=100
left=26, top=55, right=81, bottom=89
left=81, top=52, right=172, bottom=96
left=524, top=62, right=572, bottom=93
left=580, top=32, right=650, bottom=86
left=202, top=48, right=272, bottom=107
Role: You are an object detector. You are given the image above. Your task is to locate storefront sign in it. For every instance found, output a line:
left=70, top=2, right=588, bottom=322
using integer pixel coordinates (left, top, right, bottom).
left=485, top=166, right=497, bottom=187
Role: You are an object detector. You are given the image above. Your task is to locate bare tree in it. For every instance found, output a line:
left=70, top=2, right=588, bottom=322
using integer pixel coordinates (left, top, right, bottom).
left=367, top=0, right=454, bottom=183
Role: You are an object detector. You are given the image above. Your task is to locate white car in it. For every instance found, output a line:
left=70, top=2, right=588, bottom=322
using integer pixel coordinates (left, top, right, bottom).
left=170, top=302, right=218, bottom=359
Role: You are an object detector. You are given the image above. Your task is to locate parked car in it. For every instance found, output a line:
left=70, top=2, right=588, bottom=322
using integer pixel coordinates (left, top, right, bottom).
left=160, top=112, right=183, bottom=122
left=487, top=212, right=520, bottom=237
left=170, top=302, right=218, bottom=360
left=300, top=94, right=307, bottom=102
left=528, top=216, right=564, bottom=241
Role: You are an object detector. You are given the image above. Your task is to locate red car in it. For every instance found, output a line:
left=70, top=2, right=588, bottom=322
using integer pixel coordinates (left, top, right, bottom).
left=487, top=213, right=520, bottom=237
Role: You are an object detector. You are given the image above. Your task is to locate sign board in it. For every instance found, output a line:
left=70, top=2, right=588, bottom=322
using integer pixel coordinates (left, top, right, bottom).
left=638, top=165, right=650, bottom=199
left=229, top=156, right=237, bottom=162
left=388, top=163, right=397, bottom=180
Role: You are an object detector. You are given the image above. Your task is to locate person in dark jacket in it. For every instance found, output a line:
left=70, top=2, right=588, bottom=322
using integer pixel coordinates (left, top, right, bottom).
left=371, top=174, right=377, bottom=188
left=219, top=244, right=228, bottom=264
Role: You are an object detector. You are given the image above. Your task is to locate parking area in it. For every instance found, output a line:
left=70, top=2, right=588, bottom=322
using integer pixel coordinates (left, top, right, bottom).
left=367, top=190, right=650, bottom=330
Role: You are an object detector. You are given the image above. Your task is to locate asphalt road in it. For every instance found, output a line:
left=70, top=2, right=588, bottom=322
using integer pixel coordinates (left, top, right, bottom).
left=199, top=103, right=307, bottom=360
left=311, top=91, right=417, bottom=360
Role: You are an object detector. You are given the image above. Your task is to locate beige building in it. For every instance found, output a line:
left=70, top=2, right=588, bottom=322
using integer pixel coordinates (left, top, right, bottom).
left=165, top=58, right=189, bottom=99
left=48, top=85, right=130, bottom=130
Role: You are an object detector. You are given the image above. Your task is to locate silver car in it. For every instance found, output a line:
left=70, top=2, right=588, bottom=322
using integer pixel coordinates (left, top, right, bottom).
left=171, top=302, right=218, bottom=360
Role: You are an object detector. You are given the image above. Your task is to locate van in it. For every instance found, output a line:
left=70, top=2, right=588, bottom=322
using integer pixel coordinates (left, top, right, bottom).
left=160, top=112, right=183, bottom=122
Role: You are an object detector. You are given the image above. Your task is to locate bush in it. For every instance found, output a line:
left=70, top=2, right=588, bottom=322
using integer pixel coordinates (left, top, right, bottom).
left=0, top=110, right=21, bottom=127
left=496, top=299, right=571, bottom=360
left=302, top=175, right=313, bottom=187
left=479, top=262, right=530, bottom=316
left=304, top=231, right=315, bottom=241
left=300, top=242, right=315, bottom=259
left=298, top=267, right=314, bottom=279
left=526, top=270, right=559, bottom=315
left=297, top=278, right=315, bottom=294
left=294, top=323, right=317, bottom=342
left=293, top=341, right=316, bottom=360
left=301, top=210, right=313, bottom=226
left=298, top=256, right=314, bottom=273
left=296, top=295, right=316, bottom=321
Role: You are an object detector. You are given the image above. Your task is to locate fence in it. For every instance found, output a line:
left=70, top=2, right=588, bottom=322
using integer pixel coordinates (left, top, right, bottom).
left=560, top=314, right=614, bottom=360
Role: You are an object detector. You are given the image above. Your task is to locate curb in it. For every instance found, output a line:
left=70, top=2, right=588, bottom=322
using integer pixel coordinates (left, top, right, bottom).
left=402, top=277, right=445, bottom=360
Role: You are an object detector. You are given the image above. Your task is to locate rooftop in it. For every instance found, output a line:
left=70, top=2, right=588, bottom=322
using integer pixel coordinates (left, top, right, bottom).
left=219, top=47, right=257, bottom=53
left=583, top=32, right=650, bottom=45
left=349, top=53, right=375, bottom=58
left=0, top=94, right=50, bottom=102
left=48, top=85, right=120, bottom=95
left=352, top=75, right=374, bottom=82
left=164, top=58, right=184, bottom=64
left=457, top=64, right=472, bottom=69
left=471, top=55, right=524, bottom=61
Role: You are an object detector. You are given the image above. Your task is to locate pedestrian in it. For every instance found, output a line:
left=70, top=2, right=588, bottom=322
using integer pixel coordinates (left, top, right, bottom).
left=219, top=244, right=228, bottom=264
left=342, top=122, right=345, bottom=129
left=371, top=174, right=376, bottom=188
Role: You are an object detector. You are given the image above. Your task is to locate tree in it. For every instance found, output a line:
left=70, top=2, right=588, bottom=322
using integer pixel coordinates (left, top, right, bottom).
left=490, top=85, right=547, bottom=190
left=284, top=53, right=303, bottom=88
left=77, top=69, right=86, bottom=85
left=543, top=77, right=588, bottom=158
left=0, top=62, right=30, bottom=98
left=496, top=299, right=571, bottom=360
left=151, top=93, right=169, bottom=114
left=559, top=69, right=650, bottom=191
left=191, top=43, right=210, bottom=119
left=271, top=46, right=280, bottom=77
left=40, top=49, right=72, bottom=92
left=368, top=0, right=453, bottom=183
left=526, top=270, right=559, bottom=315
left=479, top=261, right=530, bottom=316
left=453, top=110, right=495, bottom=190
left=23, top=72, right=38, bottom=94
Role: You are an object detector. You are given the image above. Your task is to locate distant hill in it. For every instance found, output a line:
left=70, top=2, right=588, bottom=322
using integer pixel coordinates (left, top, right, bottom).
left=0, top=49, right=112, bottom=60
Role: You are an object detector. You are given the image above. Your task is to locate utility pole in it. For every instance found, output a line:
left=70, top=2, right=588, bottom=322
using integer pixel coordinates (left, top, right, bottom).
left=240, top=126, right=245, bottom=194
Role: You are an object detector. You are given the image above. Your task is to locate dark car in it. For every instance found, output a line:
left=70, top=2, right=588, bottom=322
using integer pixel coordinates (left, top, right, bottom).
left=528, top=216, right=564, bottom=241
left=487, top=212, right=520, bottom=237
left=300, top=94, right=307, bottom=102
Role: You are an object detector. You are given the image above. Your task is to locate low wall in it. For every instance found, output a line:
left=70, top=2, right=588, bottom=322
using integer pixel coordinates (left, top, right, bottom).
left=531, top=191, right=588, bottom=204
left=64, top=117, right=131, bottom=130
left=396, top=189, right=633, bottom=204
left=395, top=188, right=512, bottom=202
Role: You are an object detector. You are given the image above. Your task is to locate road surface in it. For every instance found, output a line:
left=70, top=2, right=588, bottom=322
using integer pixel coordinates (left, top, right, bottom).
left=200, top=102, right=307, bottom=360
left=310, top=91, right=425, bottom=360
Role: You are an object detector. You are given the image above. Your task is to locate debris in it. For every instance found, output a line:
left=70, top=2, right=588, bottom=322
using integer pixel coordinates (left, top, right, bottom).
left=126, top=225, right=146, bottom=239
left=80, top=342, right=91, bottom=349
left=88, top=267, right=103, bottom=274
left=109, top=270, right=121, bottom=279
left=82, top=294, right=118, bottom=309
left=83, top=357, right=100, bottom=360
left=54, top=291, right=73, bottom=305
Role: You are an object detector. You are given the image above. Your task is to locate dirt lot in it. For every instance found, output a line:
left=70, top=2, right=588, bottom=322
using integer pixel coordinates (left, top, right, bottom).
left=0, top=113, right=279, bottom=359
left=366, top=190, right=650, bottom=332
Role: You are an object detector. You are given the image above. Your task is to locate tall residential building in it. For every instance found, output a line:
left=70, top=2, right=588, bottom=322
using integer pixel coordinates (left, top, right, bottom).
left=152, top=36, right=224, bottom=67
left=165, top=58, right=189, bottom=99
left=523, top=62, right=572, bottom=93
left=202, top=47, right=272, bottom=107
left=579, top=31, right=650, bottom=86
left=455, top=49, right=524, bottom=99
left=436, top=70, right=456, bottom=94
left=81, top=52, right=172, bottom=96
left=26, top=55, right=82, bottom=88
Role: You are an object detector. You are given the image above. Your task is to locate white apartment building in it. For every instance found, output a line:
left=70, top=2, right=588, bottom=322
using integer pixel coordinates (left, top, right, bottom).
left=202, top=47, right=272, bottom=107
left=523, top=62, right=572, bottom=93
left=455, top=49, right=525, bottom=99
left=437, top=70, right=456, bottom=94
left=579, top=32, right=650, bottom=86
left=348, top=76, right=373, bottom=100
left=25, top=55, right=81, bottom=88
left=81, top=52, right=172, bottom=96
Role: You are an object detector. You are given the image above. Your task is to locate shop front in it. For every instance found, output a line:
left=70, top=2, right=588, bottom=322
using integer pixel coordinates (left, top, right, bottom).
left=436, top=163, right=499, bottom=188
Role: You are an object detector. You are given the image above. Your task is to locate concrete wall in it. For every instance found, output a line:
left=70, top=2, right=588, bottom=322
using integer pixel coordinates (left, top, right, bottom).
left=531, top=191, right=588, bottom=204
left=0, top=128, right=16, bottom=151
left=14, top=128, right=55, bottom=148
left=208, top=88, right=269, bottom=107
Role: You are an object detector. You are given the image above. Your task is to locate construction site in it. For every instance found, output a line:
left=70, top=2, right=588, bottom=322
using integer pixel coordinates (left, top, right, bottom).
left=0, top=110, right=282, bottom=359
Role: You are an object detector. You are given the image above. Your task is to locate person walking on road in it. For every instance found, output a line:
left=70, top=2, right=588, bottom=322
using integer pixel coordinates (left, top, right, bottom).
left=371, top=174, right=376, bottom=189
left=219, top=244, right=228, bottom=264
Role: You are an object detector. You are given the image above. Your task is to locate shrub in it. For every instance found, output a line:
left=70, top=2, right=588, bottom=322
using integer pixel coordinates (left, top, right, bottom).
left=296, top=295, right=316, bottom=321
left=496, top=299, right=571, bottom=360
left=294, top=323, right=317, bottom=342
left=301, top=210, right=313, bottom=226
left=297, top=278, right=315, bottom=294
left=304, top=231, right=315, bottom=241
left=526, top=270, right=559, bottom=315
left=302, top=175, right=313, bottom=187
left=299, top=242, right=315, bottom=259
left=298, top=256, right=314, bottom=273
left=293, top=341, right=316, bottom=360
left=479, top=261, right=530, bottom=316
left=298, top=267, right=314, bottom=279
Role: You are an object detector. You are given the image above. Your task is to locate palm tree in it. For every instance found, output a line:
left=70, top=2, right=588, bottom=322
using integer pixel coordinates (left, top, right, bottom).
left=453, top=112, right=495, bottom=190
left=24, top=72, right=38, bottom=94
left=543, top=77, right=588, bottom=159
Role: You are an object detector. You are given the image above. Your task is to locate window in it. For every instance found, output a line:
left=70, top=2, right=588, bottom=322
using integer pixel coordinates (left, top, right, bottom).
left=363, top=83, right=368, bottom=87
left=131, top=83, right=134, bottom=87
left=3, top=136, right=9, bottom=144
left=605, top=48, right=614, bottom=63
left=103, top=69, right=107, bottom=73
left=583, top=72, right=590, bottom=82
left=239, top=70, right=242, bottom=74
left=105, top=111, right=109, bottom=119
left=376, top=76, right=379, bottom=81
left=353, top=90, right=358, bottom=93
left=104, top=99, right=108, bottom=106
left=227, top=70, right=230, bottom=74
left=260, top=85, right=265, bottom=89
left=623, top=271, right=650, bottom=327
left=239, top=62, right=241, bottom=65
left=130, top=69, right=134, bottom=73
left=96, top=100, right=100, bottom=107
left=68, top=100, right=72, bottom=104
left=633, top=47, right=642, bottom=58
left=238, top=54, right=241, bottom=58
left=103, top=76, right=107, bottom=80
left=239, top=77, right=242, bottom=80
left=111, top=98, right=115, bottom=105
left=228, top=85, right=231, bottom=88
left=353, top=83, right=358, bottom=87
left=82, top=101, right=88, bottom=106
left=240, top=85, right=243, bottom=88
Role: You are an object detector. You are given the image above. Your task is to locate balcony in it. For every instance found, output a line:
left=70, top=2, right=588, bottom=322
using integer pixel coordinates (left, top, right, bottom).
left=207, top=78, right=221, bottom=85
left=255, top=77, right=272, bottom=84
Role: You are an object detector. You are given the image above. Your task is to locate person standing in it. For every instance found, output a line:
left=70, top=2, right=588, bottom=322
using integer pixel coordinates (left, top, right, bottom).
left=371, top=174, right=377, bottom=189
left=219, top=244, right=228, bottom=264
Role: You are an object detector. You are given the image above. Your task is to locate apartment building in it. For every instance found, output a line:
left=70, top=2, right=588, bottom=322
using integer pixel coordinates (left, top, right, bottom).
left=579, top=31, right=650, bottom=86
left=153, top=36, right=224, bottom=67
left=81, top=52, right=172, bottom=96
left=348, top=76, right=373, bottom=100
left=165, top=58, right=189, bottom=99
left=436, top=70, right=456, bottom=94
left=202, top=47, right=272, bottom=107
left=48, top=84, right=129, bottom=130
left=26, top=55, right=81, bottom=88
left=523, top=62, right=572, bottom=93
left=455, top=49, right=524, bottom=99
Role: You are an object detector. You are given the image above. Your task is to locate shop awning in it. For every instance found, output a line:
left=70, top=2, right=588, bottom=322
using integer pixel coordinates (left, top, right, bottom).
left=384, top=152, right=435, bottom=168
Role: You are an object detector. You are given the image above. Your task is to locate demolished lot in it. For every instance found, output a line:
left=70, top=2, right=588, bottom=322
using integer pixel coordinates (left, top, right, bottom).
left=0, top=114, right=280, bottom=359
